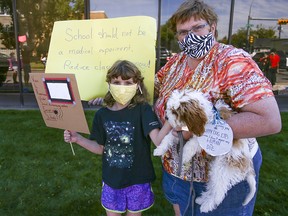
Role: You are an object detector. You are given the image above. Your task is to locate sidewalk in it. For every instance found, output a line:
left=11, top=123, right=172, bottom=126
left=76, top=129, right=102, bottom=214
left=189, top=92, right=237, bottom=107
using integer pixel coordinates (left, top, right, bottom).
left=0, top=92, right=96, bottom=110
left=0, top=70, right=288, bottom=111
left=272, top=69, right=288, bottom=95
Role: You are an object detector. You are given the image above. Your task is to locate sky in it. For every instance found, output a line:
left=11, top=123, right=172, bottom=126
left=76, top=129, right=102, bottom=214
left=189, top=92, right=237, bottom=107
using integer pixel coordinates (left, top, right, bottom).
left=89, top=0, right=288, bottom=39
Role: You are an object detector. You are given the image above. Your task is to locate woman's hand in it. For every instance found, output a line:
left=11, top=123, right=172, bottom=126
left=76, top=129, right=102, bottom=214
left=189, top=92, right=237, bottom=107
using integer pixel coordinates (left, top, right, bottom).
left=64, top=130, right=79, bottom=143
left=88, top=98, right=103, bottom=106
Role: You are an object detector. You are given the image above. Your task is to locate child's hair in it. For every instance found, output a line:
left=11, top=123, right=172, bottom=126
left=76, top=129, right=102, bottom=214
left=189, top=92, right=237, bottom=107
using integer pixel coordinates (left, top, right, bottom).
left=103, top=60, right=149, bottom=108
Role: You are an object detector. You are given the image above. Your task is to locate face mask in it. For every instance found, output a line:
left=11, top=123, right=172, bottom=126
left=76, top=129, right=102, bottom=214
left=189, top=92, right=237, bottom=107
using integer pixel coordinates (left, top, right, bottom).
left=178, top=32, right=214, bottom=59
left=109, top=83, right=137, bottom=105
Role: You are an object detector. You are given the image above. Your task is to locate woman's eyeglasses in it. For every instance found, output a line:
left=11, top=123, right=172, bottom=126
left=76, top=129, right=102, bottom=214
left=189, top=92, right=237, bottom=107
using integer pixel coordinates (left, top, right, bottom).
left=176, top=23, right=209, bottom=38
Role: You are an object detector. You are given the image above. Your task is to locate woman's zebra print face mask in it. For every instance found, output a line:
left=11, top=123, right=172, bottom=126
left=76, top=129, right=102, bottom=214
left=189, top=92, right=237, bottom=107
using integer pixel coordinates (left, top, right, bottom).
left=178, top=32, right=214, bottom=59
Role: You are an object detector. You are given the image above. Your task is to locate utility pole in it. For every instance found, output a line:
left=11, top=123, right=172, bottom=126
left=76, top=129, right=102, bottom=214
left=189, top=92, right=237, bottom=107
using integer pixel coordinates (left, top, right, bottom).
left=228, top=0, right=235, bottom=44
left=12, top=0, right=24, bottom=106
left=278, top=25, right=282, bottom=39
left=227, top=0, right=235, bottom=45
left=84, top=0, right=90, bottom=19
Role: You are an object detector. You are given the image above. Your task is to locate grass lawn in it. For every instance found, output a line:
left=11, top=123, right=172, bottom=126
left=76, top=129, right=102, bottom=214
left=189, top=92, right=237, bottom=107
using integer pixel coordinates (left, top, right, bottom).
left=0, top=110, right=287, bottom=216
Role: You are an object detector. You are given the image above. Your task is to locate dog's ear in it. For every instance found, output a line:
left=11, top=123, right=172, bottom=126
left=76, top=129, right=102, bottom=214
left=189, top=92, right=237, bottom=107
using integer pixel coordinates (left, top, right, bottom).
left=178, top=99, right=208, bottom=136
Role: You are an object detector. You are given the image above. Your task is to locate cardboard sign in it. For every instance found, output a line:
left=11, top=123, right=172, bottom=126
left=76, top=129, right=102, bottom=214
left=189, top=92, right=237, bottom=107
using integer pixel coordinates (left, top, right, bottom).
left=45, top=16, right=157, bottom=102
left=30, top=73, right=90, bottom=134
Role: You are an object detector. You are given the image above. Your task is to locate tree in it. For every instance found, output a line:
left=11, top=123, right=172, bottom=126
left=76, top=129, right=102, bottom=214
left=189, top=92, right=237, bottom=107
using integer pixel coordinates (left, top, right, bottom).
left=0, top=0, right=11, bottom=13
left=218, top=24, right=277, bottom=49
left=251, top=24, right=276, bottom=39
left=230, top=28, right=247, bottom=49
left=160, top=21, right=277, bottom=53
left=159, top=22, right=175, bottom=50
left=0, top=0, right=84, bottom=57
left=0, top=23, right=14, bottom=49
left=0, top=0, right=15, bottom=48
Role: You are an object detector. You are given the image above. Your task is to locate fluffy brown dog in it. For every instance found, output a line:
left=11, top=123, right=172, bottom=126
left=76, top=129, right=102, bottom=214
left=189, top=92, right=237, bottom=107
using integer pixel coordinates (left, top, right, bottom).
left=154, top=89, right=256, bottom=213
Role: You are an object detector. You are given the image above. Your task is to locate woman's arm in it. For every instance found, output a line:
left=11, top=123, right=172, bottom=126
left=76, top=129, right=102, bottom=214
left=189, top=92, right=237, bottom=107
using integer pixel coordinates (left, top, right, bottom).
left=170, top=97, right=281, bottom=141
left=226, top=96, right=281, bottom=139
left=64, top=130, right=104, bottom=154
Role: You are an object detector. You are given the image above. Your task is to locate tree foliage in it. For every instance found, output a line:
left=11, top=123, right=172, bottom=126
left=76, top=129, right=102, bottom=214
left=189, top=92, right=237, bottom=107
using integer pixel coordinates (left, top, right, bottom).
left=219, top=24, right=277, bottom=49
left=160, top=22, right=278, bottom=52
left=0, top=0, right=11, bottom=13
left=0, top=0, right=84, bottom=56
left=1, top=2, right=279, bottom=56
left=0, top=0, right=15, bottom=49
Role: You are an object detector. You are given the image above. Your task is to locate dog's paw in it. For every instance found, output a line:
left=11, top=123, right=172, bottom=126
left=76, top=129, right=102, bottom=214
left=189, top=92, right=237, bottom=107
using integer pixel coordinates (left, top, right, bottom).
left=196, top=197, right=217, bottom=213
left=196, top=193, right=218, bottom=213
left=195, top=196, right=205, bottom=205
left=153, top=148, right=166, bottom=156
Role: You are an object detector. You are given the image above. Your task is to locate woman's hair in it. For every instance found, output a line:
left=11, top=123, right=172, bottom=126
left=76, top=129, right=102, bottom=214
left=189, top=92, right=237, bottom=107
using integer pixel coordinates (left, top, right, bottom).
left=103, top=60, right=149, bottom=108
left=169, top=0, right=218, bottom=38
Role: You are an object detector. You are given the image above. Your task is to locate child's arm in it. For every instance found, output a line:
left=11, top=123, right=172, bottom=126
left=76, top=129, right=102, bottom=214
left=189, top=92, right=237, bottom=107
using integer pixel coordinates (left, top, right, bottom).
left=64, top=130, right=104, bottom=154
left=149, top=121, right=172, bottom=146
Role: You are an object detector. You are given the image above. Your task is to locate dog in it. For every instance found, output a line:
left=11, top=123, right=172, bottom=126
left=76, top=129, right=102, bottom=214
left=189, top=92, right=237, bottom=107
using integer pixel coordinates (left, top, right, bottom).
left=153, top=89, right=256, bottom=213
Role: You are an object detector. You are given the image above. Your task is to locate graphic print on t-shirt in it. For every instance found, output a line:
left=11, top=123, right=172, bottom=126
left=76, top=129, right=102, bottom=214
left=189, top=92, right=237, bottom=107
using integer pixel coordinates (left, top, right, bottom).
left=104, top=121, right=135, bottom=168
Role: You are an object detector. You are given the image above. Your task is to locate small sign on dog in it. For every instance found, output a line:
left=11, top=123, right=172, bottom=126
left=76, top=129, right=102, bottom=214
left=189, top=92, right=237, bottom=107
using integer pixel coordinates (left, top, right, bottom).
left=198, top=120, right=233, bottom=156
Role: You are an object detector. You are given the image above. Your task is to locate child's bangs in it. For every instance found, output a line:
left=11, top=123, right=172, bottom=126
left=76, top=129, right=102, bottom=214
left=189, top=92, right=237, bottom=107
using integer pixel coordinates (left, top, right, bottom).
left=111, top=68, right=137, bottom=81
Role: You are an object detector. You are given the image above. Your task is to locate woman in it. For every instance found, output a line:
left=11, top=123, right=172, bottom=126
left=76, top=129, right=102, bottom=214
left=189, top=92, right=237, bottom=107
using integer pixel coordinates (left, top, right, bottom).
left=154, top=0, right=281, bottom=215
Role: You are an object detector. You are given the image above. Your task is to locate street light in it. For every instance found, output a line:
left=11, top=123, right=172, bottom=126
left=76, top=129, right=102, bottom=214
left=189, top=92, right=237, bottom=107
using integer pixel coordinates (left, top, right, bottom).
left=246, top=0, right=254, bottom=52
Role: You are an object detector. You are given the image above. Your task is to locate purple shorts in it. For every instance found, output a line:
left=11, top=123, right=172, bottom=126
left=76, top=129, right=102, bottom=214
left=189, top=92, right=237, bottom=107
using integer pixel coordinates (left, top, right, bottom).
left=101, top=182, right=154, bottom=213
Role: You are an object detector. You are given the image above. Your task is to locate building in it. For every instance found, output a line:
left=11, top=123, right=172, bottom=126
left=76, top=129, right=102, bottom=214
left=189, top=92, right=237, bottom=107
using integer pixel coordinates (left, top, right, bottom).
left=90, top=11, right=108, bottom=19
left=254, top=38, right=288, bottom=53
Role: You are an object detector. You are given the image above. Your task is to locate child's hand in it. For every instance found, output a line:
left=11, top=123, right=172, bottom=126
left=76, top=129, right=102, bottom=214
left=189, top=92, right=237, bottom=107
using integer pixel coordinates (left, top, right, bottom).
left=64, top=130, right=78, bottom=143
left=88, top=98, right=103, bottom=106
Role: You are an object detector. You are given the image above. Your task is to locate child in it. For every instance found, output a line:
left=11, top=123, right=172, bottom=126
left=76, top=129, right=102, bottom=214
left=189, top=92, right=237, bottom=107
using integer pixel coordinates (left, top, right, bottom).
left=9, top=52, right=18, bottom=83
left=64, top=60, right=171, bottom=216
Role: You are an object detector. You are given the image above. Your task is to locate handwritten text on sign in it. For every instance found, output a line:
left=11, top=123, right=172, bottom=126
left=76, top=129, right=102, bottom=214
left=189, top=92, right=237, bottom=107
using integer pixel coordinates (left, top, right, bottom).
left=46, top=16, right=156, bottom=101
left=198, top=121, right=233, bottom=156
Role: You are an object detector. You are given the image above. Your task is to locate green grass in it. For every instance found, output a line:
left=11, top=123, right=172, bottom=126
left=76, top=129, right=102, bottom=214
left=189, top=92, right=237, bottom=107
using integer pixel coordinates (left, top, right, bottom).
left=0, top=110, right=287, bottom=216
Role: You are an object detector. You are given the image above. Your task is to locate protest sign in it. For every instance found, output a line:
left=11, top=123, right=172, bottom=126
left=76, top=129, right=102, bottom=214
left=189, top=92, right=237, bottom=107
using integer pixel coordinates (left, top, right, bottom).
left=45, top=16, right=156, bottom=102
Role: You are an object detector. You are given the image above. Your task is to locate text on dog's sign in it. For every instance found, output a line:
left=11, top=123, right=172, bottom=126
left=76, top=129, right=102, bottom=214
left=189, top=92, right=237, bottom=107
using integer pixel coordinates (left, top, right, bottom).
left=198, top=120, right=233, bottom=156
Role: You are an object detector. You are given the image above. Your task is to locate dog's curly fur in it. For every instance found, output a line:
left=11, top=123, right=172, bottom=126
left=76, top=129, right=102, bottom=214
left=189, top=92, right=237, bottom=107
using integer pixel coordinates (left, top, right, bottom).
left=154, top=89, right=256, bottom=213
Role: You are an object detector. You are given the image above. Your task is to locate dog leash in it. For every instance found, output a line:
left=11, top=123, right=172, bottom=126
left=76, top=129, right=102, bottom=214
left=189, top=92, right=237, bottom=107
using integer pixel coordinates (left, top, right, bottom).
left=177, top=131, right=196, bottom=216
left=177, top=131, right=184, bottom=177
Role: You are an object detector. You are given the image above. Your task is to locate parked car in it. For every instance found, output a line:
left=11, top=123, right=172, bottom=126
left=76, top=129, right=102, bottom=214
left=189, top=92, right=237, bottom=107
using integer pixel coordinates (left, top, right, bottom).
left=0, top=53, right=10, bottom=86
left=160, top=47, right=172, bottom=67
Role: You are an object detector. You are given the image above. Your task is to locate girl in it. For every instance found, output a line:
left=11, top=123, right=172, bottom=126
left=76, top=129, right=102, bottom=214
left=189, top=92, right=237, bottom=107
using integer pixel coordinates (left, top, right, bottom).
left=64, top=60, right=171, bottom=216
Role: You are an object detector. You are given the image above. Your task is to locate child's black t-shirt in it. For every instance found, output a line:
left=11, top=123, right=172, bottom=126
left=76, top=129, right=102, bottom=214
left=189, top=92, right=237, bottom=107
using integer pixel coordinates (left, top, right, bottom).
left=90, top=103, right=160, bottom=189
